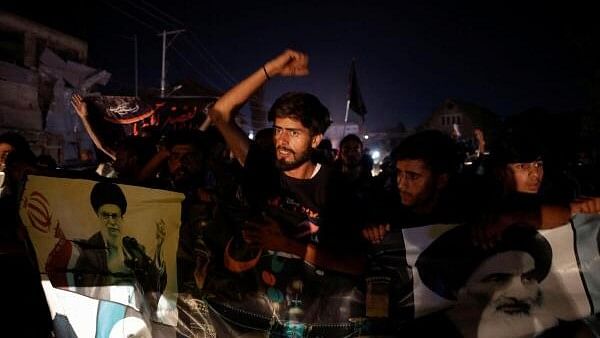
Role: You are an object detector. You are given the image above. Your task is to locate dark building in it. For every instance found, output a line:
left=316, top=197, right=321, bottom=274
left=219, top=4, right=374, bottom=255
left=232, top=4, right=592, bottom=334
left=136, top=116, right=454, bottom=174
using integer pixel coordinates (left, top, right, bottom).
left=419, top=98, right=500, bottom=149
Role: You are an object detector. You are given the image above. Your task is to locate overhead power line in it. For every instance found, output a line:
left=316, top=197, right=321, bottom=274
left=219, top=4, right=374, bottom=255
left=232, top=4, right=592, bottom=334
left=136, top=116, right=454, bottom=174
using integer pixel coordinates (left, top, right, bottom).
left=188, top=32, right=238, bottom=84
left=171, top=46, right=224, bottom=91
left=100, top=0, right=159, bottom=33
left=100, top=0, right=234, bottom=92
left=140, top=0, right=185, bottom=26
left=121, top=0, right=177, bottom=29
left=123, top=0, right=238, bottom=86
left=179, top=36, right=237, bottom=86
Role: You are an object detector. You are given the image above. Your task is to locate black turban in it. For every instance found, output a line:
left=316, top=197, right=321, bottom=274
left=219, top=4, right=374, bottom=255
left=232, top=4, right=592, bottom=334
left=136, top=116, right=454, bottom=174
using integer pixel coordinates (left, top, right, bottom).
left=90, top=182, right=127, bottom=216
left=416, top=225, right=552, bottom=300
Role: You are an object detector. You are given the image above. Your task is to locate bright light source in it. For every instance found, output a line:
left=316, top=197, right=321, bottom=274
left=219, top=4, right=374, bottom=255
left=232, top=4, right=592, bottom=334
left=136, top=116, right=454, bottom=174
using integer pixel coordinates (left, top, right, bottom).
left=371, top=150, right=380, bottom=161
left=248, top=131, right=255, bottom=140
left=364, top=134, right=369, bottom=140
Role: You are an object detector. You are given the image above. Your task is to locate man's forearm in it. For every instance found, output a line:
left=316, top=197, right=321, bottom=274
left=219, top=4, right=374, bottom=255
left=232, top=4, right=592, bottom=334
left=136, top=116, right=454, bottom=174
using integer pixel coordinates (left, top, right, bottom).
left=209, top=49, right=308, bottom=166
left=209, top=67, right=269, bottom=166
left=539, top=204, right=571, bottom=229
left=211, top=67, right=269, bottom=124
left=501, top=204, right=571, bottom=230
left=80, top=117, right=116, bottom=160
left=137, top=149, right=169, bottom=182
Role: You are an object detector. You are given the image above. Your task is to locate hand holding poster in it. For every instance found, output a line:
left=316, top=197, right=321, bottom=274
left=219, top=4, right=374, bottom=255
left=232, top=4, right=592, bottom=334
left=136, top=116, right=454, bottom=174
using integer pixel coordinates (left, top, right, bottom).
left=19, top=175, right=600, bottom=337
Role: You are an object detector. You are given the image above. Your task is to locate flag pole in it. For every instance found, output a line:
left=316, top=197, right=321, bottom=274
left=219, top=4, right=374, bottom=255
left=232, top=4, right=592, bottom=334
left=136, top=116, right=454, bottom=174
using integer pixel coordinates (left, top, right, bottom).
left=343, top=99, right=350, bottom=137
left=343, top=58, right=353, bottom=138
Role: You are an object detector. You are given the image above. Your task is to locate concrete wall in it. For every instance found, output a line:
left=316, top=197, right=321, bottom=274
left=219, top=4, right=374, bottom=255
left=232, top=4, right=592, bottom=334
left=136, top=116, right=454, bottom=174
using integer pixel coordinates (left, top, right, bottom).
left=0, top=10, right=87, bottom=64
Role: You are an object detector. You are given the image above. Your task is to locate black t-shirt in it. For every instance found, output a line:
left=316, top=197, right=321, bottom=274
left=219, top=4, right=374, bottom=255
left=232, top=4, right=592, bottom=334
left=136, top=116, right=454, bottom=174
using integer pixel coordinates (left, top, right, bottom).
left=217, top=143, right=367, bottom=324
left=243, top=143, right=366, bottom=251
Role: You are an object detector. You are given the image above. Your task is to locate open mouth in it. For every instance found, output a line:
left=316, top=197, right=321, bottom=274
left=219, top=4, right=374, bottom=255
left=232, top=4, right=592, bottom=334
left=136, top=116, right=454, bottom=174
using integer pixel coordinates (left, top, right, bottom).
left=277, top=148, right=294, bottom=156
left=496, top=302, right=530, bottom=315
left=400, top=192, right=412, bottom=202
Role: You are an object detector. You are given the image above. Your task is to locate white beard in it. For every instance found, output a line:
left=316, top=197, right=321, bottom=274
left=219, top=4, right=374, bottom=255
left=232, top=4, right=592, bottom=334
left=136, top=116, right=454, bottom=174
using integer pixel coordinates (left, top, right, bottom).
left=476, top=303, right=559, bottom=338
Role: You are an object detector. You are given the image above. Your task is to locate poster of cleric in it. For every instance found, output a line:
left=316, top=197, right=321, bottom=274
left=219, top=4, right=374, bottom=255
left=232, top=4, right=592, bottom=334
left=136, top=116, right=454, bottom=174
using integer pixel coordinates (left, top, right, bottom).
left=19, top=175, right=183, bottom=329
left=399, top=218, right=600, bottom=337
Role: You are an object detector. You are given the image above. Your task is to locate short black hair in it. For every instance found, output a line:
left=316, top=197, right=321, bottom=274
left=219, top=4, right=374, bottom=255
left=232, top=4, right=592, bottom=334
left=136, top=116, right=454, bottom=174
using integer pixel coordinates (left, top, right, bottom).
left=490, top=132, right=544, bottom=166
left=90, top=182, right=127, bottom=216
left=416, top=225, right=552, bottom=300
left=392, top=130, right=460, bottom=175
left=339, top=134, right=363, bottom=149
left=268, top=92, right=331, bottom=135
left=0, top=132, right=36, bottom=165
left=164, top=129, right=204, bottom=151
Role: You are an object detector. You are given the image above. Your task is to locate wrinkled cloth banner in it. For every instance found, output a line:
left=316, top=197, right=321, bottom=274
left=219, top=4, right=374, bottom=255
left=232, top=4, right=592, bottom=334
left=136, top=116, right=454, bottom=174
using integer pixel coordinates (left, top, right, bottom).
left=20, top=175, right=600, bottom=337
left=394, top=218, right=599, bottom=337
left=21, top=175, right=183, bottom=337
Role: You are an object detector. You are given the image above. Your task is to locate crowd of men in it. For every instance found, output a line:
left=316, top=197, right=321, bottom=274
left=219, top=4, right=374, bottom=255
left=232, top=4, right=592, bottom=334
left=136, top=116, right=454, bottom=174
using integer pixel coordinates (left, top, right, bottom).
left=2, top=49, right=600, bottom=337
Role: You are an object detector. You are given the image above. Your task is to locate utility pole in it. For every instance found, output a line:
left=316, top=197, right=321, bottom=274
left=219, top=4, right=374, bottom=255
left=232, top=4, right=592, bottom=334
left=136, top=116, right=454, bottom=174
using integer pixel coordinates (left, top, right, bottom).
left=118, top=34, right=141, bottom=97
left=158, top=29, right=185, bottom=98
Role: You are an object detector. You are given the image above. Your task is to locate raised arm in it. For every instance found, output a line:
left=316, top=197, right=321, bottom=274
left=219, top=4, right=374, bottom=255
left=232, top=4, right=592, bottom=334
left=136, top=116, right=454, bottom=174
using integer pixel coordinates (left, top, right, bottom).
left=208, top=49, right=309, bottom=166
left=136, top=147, right=169, bottom=183
left=481, top=198, right=600, bottom=236
left=71, top=94, right=116, bottom=161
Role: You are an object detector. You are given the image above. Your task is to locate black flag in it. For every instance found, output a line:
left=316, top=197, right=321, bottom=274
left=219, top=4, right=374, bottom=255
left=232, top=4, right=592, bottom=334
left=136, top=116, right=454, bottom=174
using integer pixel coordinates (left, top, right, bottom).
left=348, top=60, right=367, bottom=121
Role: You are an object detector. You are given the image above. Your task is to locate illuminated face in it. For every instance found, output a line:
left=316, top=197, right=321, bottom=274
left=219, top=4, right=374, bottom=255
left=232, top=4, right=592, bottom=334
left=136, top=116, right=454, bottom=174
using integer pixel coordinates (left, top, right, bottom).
left=273, top=117, right=320, bottom=171
left=508, top=160, right=544, bottom=194
left=97, top=204, right=124, bottom=246
left=167, top=144, right=194, bottom=181
left=340, top=139, right=363, bottom=168
left=396, top=159, right=439, bottom=210
left=0, top=143, right=14, bottom=171
left=459, top=251, right=556, bottom=337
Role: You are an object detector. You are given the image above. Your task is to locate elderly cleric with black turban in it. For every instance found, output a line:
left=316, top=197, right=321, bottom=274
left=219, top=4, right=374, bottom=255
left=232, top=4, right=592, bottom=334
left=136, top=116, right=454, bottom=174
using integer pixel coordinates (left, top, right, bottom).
left=46, top=182, right=167, bottom=295
left=402, top=225, right=559, bottom=338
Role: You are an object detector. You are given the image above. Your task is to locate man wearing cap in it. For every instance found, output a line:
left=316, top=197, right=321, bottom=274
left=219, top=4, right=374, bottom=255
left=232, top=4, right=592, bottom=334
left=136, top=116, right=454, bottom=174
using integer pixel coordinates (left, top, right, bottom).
left=403, top=225, right=558, bottom=337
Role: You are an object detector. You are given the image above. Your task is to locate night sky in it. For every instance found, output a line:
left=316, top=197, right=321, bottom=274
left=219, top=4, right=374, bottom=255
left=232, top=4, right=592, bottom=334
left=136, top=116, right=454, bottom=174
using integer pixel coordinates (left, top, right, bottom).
left=3, top=1, right=597, bottom=131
